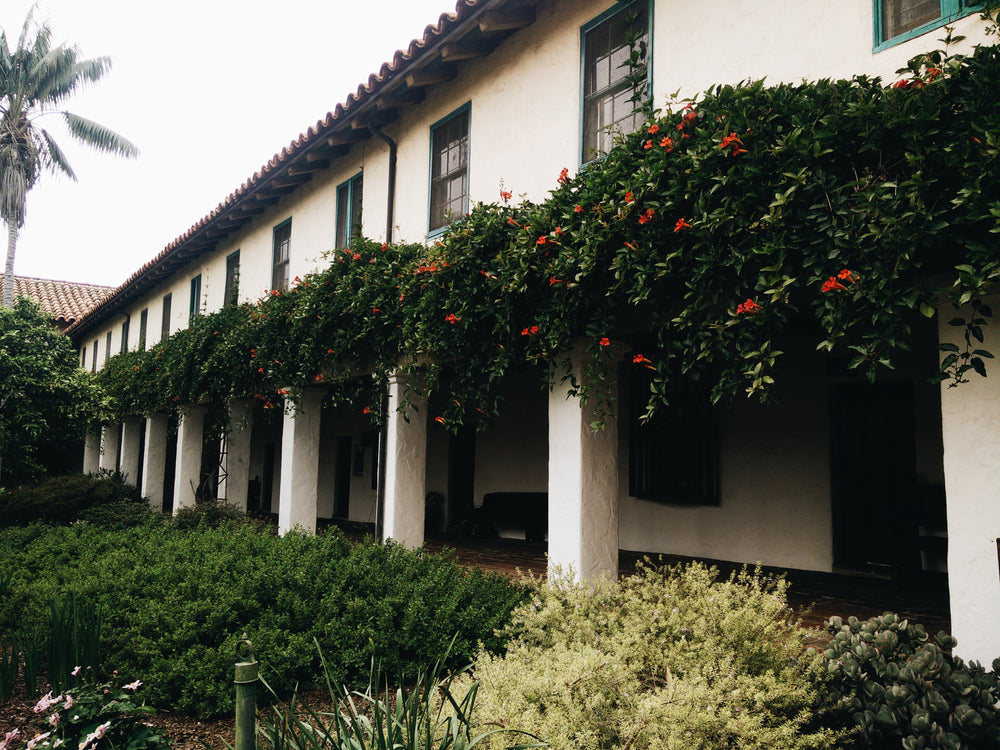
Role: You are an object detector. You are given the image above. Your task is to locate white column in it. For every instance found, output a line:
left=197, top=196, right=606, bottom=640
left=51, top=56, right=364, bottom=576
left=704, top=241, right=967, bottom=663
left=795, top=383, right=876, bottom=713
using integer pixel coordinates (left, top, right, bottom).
left=119, top=417, right=143, bottom=485
left=939, top=296, right=1000, bottom=664
left=220, top=400, right=253, bottom=510
left=278, top=389, right=324, bottom=535
left=382, top=374, right=427, bottom=548
left=98, top=423, right=121, bottom=473
left=547, top=344, right=621, bottom=582
left=82, top=431, right=101, bottom=475
left=141, top=413, right=169, bottom=509
left=173, top=405, right=207, bottom=512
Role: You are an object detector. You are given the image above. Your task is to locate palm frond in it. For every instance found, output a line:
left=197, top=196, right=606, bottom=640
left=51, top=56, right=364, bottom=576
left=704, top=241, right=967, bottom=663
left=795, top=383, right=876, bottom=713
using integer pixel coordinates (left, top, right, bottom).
left=62, top=112, right=139, bottom=158
left=38, top=127, right=76, bottom=180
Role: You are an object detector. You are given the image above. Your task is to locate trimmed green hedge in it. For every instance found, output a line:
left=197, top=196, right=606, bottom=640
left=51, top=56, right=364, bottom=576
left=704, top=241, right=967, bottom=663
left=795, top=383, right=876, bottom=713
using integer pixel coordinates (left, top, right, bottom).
left=0, top=523, right=526, bottom=718
left=0, top=473, right=152, bottom=528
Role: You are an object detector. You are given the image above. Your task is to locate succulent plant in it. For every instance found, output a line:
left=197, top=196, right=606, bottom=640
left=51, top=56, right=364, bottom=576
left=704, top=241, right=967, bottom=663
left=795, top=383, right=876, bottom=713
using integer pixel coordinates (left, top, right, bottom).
left=817, top=613, right=1000, bottom=748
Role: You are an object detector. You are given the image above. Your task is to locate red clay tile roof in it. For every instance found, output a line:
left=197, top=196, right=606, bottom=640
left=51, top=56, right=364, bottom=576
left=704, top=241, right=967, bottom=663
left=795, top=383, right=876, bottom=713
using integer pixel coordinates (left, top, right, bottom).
left=68, top=0, right=539, bottom=340
left=1, top=274, right=113, bottom=326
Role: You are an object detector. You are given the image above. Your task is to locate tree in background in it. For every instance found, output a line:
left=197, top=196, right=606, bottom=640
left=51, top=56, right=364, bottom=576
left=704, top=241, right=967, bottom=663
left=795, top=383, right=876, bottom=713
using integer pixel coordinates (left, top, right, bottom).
left=0, top=9, right=138, bottom=307
left=0, top=299, right=105, bottom=486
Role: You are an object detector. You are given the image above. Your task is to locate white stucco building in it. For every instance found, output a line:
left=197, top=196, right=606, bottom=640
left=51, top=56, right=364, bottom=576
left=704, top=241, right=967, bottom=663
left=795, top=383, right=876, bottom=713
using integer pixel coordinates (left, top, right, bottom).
left=68, top=0, right=1000, bottom=664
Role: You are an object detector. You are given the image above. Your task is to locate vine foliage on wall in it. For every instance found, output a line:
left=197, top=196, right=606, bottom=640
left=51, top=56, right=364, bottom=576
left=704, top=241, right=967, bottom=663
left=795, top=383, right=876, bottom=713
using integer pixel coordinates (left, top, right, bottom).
left=97, top=29, right=1000, bottom=430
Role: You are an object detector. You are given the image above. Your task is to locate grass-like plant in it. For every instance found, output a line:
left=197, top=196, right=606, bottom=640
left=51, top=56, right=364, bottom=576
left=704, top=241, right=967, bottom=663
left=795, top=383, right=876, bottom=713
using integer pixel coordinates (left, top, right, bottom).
left=256, top=639, right=545, bottom=750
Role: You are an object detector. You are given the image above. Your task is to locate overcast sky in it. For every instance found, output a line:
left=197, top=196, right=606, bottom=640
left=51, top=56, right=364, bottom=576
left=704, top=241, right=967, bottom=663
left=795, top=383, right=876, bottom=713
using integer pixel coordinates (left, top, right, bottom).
left=0, top=0, right=455, bottom=287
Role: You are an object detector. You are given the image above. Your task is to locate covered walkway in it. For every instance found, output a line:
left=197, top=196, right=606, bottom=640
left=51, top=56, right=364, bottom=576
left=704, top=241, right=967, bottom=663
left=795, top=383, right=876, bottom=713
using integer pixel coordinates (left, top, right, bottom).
left=418, top=534, right=951, bottom=636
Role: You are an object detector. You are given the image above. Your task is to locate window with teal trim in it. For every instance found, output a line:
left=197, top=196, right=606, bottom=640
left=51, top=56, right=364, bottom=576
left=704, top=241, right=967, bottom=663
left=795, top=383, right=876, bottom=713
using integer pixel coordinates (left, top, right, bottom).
left=272, top=220, right=291, bottom=292
left=336, top=173, right=363, bottom=248
left=877, top=0, right=977, bottom=47
left=429, top=107, right=469, bottom=233
left=582, top=1, right=649, bottom=163
left=189, top=274, right=201, bottom=323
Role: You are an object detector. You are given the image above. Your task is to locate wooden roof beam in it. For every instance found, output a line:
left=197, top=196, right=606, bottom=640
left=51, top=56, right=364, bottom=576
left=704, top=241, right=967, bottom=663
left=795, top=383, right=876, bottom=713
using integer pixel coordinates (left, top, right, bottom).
left=405, top=65, right=458, bottom=88
left=288, top=159, right=330, bottom=175
left=478, top=8, right=535, bottom=33
left=440, top=40, right=494, bottom=61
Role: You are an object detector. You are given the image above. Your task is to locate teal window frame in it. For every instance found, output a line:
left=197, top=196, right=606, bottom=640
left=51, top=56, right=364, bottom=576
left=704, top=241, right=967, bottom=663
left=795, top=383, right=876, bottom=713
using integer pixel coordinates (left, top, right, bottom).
left=189, top=274, right=201, bottom=323
left=336, top=173, right=364, bottom=248
left=272, top=219, right=292, bottom=292
left=119, top=315, right=130, bottom=354
left=138, top=308, right=148, bottom=351
left=224, top=250, right=240, bottom=307
left=580, top=0, right=653, bottom=165
left=874, top=0, right=979, bottom=51
left=427, top=102, right=471, bottom=237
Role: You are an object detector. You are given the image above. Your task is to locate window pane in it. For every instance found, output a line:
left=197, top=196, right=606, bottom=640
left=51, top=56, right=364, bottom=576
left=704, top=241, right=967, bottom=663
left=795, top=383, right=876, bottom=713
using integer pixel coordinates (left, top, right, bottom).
left=430, top=109, right=469, bottom=231
left=882, top=0, right=941, bottom=40
left=161, top=294, right=172, bottom=340
left=336, top=183, right=350, bottom=248
left=582, top=3, right=648, bottom=163
left=272, top=222, right=291, bottom=291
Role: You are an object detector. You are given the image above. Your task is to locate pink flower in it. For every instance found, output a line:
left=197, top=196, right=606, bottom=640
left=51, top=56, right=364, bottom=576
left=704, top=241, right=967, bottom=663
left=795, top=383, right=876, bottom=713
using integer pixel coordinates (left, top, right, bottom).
left=71, top=666, right=81, bottom=677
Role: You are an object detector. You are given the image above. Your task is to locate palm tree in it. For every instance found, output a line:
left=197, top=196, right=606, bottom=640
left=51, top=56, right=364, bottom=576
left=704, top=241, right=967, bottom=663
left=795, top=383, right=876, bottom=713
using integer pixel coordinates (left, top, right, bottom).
left=0, top=9, right=138, bottom=307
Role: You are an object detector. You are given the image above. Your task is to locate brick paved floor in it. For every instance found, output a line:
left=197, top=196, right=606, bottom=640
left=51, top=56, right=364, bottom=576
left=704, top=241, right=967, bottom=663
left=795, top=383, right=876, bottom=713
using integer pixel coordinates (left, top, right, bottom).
left=421, top=535, right=951, bottom=636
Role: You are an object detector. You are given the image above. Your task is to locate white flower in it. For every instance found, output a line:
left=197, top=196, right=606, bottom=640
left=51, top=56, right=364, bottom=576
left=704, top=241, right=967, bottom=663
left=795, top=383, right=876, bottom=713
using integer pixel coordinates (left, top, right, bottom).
left=123, top=680, right=142, bottom=691
left=27, top=731, right=51, bottom=750
left=70, top=666, right=82, bottom=677
left=33, top=693, right=62, bottom=714
left=47, top=713, right=60, bottom=727
left=1, top=729, right=21, bottom=750
left=93, top=723, right=110, bottom=739
left=63, top=695, right=74, bottom=710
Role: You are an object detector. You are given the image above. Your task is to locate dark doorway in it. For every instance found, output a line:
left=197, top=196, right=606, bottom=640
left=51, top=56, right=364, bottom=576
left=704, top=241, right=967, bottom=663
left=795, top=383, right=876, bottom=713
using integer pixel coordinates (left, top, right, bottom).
left=448, top=427, right=476, bottom=527
left=162, top=415, right=178, bottom=514
left=830, top=380, right=919, bottom=572
left=262, top=443, right=276, bottom=512
left=334, top=436, right=352, bottom=518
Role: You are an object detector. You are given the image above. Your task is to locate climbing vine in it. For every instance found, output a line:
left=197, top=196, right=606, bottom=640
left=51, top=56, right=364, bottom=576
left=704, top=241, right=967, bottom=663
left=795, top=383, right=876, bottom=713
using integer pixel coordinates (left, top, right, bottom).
left=97, top=30, right=1000, bottom=429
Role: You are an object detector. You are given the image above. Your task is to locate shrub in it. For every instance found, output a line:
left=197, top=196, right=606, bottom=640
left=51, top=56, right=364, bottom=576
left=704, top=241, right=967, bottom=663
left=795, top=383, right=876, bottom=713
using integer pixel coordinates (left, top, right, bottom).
left=0, top=473, right=147, bottom=528
left=461, top=562, right=846, bottom=750
left=169, top=499, right=256, bottom=530
left=0, top=524, right=527, bottom=718
left=819, top=613, right=1000, bottom=749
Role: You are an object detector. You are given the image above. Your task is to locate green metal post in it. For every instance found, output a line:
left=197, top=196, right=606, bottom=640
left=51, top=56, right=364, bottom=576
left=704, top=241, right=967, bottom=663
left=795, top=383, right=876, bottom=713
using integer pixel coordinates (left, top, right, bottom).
left=234, top=634, right=258, bottom=750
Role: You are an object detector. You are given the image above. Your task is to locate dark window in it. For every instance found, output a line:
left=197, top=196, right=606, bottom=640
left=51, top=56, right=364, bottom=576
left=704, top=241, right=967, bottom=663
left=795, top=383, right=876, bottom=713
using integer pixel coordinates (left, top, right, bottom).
left=120, top=317, right=130, bottom=354
left=189, top=275, right=201, bottom=323
left=582, top=2, right=649, bottom=163
left=161, top=293, right=172, bottom=341
left=81, top=347, right=87, bottom=369
left=877, top=0, right=973, bottom=45
left=628, top=367, right=719, bottom=504
left=225, top=250, right=240, bottom=307
left=138, top=308, right=148, bottom=351
left=91, top=339, right=98, bottom=373
left=105, top=331, right=112, bottom=364
left=272, top=220, right=291, bottom=291
left=336, top=174, right=364, bottom=248
left=429, top=106, right=470, bottom=232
